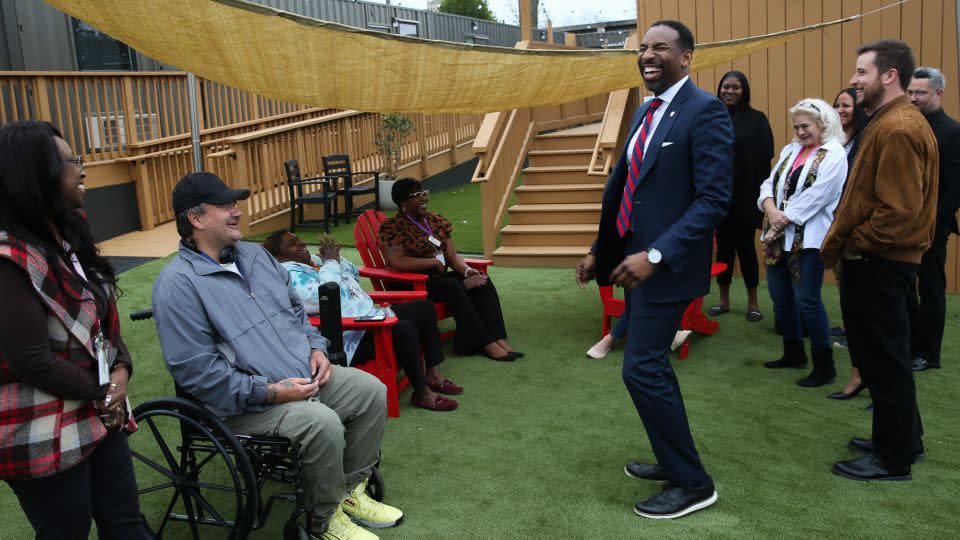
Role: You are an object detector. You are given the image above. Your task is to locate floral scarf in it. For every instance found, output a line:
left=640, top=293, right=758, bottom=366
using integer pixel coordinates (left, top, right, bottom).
left=762, top=147, right=829, bottom=280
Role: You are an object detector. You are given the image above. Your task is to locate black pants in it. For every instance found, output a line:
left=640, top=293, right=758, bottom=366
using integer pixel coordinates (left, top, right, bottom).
left=354, top=299, right=444, bottom=391
left=6, top=429, right=146, bottom=540
left=715, top=218, right=760, bottom=288
left=907, top=229, right=949, bottom=367
left=425, top=272, right=507, bottom=355
left=841, top=257, right=924, bottom=470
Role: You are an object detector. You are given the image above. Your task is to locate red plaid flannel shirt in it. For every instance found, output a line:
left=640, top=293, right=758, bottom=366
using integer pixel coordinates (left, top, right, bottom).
left=0, top=230, right=122, bottom=479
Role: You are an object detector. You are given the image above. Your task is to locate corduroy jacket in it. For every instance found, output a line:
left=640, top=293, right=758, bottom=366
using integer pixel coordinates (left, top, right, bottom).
left=821, top=95, right=939, bottom=267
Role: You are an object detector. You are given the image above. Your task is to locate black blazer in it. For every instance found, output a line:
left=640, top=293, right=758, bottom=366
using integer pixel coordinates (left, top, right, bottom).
left=594, top=78, right=733, bottom=303
left=925, top=108, right=960, bottom=235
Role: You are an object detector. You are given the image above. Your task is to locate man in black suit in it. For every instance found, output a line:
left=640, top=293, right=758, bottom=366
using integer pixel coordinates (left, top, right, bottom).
left=906, top=67, right=960, bottom=371
left=576, top=20, right=732, bottom=519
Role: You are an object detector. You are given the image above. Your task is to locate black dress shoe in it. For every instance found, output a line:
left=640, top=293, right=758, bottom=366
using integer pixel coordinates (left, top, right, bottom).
left=634, top=480, right=718, bottom=519
left=624, top=462, right=668, bottom=481
left=912, top=357, right=929, bottom=372
left=827, top=382, right=867, bottom=400
left=832, top=453, right=911, bottom=481
left=481, top=351, right=521, bottom=362
left=847, top=437, right=925, bottom=462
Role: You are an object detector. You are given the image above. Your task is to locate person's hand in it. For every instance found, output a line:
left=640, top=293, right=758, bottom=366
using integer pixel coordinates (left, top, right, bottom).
left=766, top=208, right=790, bottom=231
left=575, top=253, right=597, bottom=288
left=610, top=251, right=656, bottom=288
left=317, top=235, right=342, bottom=261
left=265, top=377, right=320, bottom=404
left=432, top=257, right=446, bottom=273
left=98, top=364, right=129, bottom=413
left=310, top=349, right=332, bottom=386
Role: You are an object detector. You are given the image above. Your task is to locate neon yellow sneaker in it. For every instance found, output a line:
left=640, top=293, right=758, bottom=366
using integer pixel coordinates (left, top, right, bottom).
left=340, top=477, right=404, bottom=529
left=316, top=506, right=378, bottom=540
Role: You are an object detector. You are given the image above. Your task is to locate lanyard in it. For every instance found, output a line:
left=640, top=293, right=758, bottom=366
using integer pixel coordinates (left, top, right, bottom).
left=404, top=212, right=434, bottom=237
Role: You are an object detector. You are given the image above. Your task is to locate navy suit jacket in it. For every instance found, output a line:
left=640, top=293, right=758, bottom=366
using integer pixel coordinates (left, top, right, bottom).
left=594, top=78, right=733, bottom=303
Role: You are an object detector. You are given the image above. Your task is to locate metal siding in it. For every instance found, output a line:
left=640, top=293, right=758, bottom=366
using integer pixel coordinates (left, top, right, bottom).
left=14, top=0, right=74, bottom=70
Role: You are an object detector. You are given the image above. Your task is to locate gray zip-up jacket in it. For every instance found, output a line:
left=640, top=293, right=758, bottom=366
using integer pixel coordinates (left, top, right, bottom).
left=152, top=241, right=329, bottom=417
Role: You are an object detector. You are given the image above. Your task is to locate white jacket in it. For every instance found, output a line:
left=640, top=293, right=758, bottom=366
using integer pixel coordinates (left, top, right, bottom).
left=757, top=140, right=848, bottom=250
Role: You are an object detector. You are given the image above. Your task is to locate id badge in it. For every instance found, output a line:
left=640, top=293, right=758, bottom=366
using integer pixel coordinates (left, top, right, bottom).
left=428, top=235, right=442, bottom=247
left=435, top=252, right=446, bottom=266
left=95, top=331, right=110, bottom=385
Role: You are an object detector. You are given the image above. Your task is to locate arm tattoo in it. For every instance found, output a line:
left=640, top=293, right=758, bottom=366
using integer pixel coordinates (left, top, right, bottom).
left=280, top=380, right=295, bottom=389
left=265, top=384, right=278, bottom=404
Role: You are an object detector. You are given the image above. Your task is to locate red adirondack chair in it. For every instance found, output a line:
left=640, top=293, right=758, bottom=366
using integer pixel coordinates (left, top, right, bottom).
left=598, top=258, right=728, bottom=361
left=353, top=210, right=492, bottom=341
left=309, top=288, right=425, bottom=418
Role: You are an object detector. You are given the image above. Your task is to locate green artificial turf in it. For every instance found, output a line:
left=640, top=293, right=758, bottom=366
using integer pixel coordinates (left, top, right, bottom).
left=2, top=261, right=957, bottom=539
left=246, top=182, right=485, bottom=255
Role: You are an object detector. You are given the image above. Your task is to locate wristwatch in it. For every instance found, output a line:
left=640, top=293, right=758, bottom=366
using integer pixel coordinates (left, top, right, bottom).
left=646, top=248, right=662, bottom=264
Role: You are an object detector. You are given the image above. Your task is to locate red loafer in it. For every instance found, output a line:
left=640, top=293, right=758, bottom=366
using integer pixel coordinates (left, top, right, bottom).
left=427, top=378, right=464, bottom=395
left=410, top=394, right=458, bottom=412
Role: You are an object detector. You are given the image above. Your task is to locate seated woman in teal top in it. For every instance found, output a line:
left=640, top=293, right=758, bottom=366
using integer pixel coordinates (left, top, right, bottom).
left=264, top=231, right=461, bottom=412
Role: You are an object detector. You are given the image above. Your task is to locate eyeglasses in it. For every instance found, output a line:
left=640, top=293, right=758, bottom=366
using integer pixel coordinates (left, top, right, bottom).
left=406, top=190, right=430, bottom=200
left=64, top=156, right=84, bottom=172
left=906, top=89, right=930, bottom=97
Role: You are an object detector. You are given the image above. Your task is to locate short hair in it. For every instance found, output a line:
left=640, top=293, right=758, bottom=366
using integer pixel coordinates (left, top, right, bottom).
left=650, top=20, right=695, bottom=51
left=857, top=39, right=916, bottom=90
left=789, top=98, right=846, bottom=146
left=390, top=177, right=422, bottom=206
left=913, top=66, right=946, bottom=91
left=263, top=230, right=288, bottom=257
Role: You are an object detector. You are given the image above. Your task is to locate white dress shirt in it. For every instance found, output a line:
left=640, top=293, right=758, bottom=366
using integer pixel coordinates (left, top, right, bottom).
left=626, top=75, right=690, bottom=161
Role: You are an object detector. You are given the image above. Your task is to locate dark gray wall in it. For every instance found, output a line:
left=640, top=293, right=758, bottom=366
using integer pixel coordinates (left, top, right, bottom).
left=85, top=183, right=141, bottom=242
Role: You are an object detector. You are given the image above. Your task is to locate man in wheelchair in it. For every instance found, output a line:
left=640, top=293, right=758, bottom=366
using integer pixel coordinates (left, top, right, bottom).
left=152, top=172, right=402, bottom=540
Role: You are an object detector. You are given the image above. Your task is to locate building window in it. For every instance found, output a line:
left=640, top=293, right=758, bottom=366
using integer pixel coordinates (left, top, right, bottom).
left=72, top=19, right=137, bottom=70
left=368, top=23, right=391, bottom=33
left=395, top=19, right=419, bottom=37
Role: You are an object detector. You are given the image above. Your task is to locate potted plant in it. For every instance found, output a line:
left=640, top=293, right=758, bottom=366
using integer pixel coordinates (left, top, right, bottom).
left=374, top=113, right=415, bottom=210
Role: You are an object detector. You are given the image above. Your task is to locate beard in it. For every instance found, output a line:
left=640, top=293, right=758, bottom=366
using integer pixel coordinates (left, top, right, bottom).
left=858, top=79, right=885, bottom=112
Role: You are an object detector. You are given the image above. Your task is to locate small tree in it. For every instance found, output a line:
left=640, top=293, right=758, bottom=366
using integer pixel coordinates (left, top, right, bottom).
left=375, top=113, right=415, bottom=180
left=438, top=0, right=496, bottom=21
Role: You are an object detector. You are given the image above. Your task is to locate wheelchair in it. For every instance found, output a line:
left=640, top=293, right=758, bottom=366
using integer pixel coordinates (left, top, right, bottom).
left=127, top=309, right=385, bottom=539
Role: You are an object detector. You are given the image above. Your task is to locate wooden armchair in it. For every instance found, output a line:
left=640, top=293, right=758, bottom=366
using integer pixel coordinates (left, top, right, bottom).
left=322, top=154, right=380, bottom=223
left=284, top=159, right=338, bottom=233
left=352, top=210, right=491, bottom=341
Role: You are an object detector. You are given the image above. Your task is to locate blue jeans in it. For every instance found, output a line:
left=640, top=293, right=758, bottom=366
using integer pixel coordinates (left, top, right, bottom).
left=766, top=248, right=830, bottom=353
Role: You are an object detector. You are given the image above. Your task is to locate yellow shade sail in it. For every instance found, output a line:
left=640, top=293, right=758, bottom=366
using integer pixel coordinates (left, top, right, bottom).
left=46, top=0, right=898, bottom=114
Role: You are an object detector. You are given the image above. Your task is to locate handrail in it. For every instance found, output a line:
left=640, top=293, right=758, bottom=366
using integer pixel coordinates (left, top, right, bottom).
left=222, top=110, right=364, bottom=143
left=587, top=33, right=639, bottom=177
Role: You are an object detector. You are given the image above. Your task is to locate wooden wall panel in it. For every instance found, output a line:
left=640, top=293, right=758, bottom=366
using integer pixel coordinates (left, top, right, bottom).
left=634, top=0, right=960, bottom=291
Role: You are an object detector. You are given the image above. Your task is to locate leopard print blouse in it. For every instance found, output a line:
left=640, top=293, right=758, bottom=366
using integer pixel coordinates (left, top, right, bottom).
left=379, top=212, right=454, bottom=259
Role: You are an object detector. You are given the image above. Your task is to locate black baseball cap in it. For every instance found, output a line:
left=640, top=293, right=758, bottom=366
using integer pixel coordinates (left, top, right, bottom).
left=172, top=172, right=250, bottom=215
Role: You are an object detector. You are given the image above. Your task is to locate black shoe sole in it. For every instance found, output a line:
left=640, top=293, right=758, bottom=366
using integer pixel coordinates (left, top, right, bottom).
left=634, top=491, right=718, bottom=519
left=831, top=465, right=911, bottom=481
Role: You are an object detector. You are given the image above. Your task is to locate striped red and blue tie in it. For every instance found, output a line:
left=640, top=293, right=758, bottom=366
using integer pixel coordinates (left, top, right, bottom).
left=617, top=98, right=663, bottom=237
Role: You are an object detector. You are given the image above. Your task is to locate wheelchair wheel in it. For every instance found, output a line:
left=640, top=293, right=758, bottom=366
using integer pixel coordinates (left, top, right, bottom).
left=130, top=397, right=257, bottom=539
left=366, top=465, right=385, bottom=502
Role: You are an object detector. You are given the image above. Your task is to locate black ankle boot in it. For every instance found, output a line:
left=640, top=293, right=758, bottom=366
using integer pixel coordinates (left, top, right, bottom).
left=764, top=341, right=807, bottom=369
left=797, top=349, right=837, bottom=387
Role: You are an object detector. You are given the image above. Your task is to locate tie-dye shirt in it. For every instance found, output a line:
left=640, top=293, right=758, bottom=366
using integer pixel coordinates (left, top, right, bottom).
left=281, top=255, right=391, bottom=365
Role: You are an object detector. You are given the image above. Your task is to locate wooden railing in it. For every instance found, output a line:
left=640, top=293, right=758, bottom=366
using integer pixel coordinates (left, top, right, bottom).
left=470, top=41, right=611, bottom=258
left=2, top=71, right=481, bottom=232
left=588, top=34, right=639, bottom=177
left=127, top=109, right=482, bottom=229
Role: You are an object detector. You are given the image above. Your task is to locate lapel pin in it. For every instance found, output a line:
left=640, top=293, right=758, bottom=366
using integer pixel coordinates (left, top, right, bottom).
left=670, top=111, right=676, bottom=118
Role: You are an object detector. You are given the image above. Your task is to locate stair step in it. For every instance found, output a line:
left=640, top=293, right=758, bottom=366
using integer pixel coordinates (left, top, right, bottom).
left=515, top=183, right=604, bottom=204
left=492, top=246, right=592, bottom=268
left=507, top=203, right=601, bottom=224
left=533, top=133, right=598, bottom=151
left=500, top=224, right=598, bottom=246
left=521, top=165, right=594, bottom=184
left=528, top=149, right=594, bottom=167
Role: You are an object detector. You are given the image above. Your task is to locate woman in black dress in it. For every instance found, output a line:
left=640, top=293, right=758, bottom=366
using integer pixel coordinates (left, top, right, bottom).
left=709, top=71, right=775, bottom=322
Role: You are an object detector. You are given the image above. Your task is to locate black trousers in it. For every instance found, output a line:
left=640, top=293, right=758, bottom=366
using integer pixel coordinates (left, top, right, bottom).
left=425, top=272, right=507, bottom=354
left=354, top=299, right=444, bottom=391
left=907, top=229, right=949, bottom=367
left=841, top=257, right=924, bottom=470
left=6, top=429, right=146, bottom=540
left=715, top=218, right=760, bottom=288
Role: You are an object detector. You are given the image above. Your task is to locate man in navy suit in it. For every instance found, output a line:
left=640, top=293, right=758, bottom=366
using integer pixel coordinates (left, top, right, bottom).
left=576, top=19, right=732, bottom=519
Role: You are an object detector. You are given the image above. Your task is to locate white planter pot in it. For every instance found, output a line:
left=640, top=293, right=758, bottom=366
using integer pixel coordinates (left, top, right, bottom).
left=378, top=179, right=398, bottom=211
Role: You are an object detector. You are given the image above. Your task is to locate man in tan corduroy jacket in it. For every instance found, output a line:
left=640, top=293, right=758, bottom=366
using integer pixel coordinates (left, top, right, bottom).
left=822, top=39, right=938, bottom=483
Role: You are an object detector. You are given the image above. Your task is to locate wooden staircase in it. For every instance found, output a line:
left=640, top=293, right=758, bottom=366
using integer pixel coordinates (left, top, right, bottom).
left=492, top=124, right=605, bottom=267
